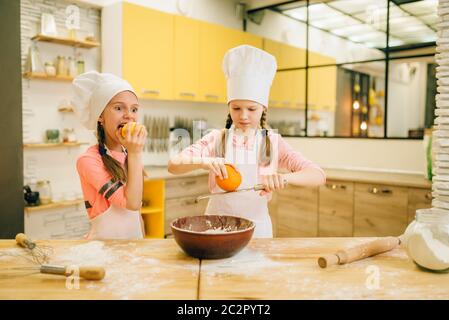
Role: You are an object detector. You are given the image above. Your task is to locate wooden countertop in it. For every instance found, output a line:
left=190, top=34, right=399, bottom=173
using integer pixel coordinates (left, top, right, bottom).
left=324, top=168, right=431, bottom=189
left=144, top=166, right=207, bottom=180
left=144, top=165, right=431, bottom=189
left=1, top=238, right=447, bottom=300
left=0, top=239, right=199, bottom=300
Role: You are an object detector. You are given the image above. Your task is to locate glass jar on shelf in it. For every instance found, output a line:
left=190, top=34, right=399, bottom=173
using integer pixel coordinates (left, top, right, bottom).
left=77, top=60, right=85, bottom=75
left=68, top=57, right=77, bottom=77
left=44, top=62, right=56, bottom=76
left=56, top=56, right=67, bottom=77
left=63, top=128, right=77, bottom=143
left=35, top=180, right=52, bottom=205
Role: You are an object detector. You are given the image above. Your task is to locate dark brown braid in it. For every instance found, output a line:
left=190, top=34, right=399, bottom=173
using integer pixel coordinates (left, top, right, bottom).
left=97, top=122, right=128, bottom=183
left=259, top=109, right=271, bottom=166
left=219, top=110, right=271, bottom=166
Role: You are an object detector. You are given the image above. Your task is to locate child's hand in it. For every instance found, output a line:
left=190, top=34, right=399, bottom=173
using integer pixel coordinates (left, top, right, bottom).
left=260, top=174, right=287, bottom=196
left=116, top=123, right=147, bottom=154
left=200, top=158, right=237, bottom=180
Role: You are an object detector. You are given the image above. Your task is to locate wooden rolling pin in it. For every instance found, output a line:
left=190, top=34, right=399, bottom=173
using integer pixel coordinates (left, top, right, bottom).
left=40, top=264, right=106, bottom=280
left=318, top=236, right=401, bottom=268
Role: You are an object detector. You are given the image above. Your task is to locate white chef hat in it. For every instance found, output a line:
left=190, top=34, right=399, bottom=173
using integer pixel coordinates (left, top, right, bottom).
left=222, top=45, right=277, bottom=108
left=72, top=71, right=136, bottom=130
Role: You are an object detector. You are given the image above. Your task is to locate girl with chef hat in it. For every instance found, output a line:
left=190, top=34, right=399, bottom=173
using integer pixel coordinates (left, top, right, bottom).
left=168, top=45, right=326, bottom=238
left=72, top=71, right=147, bottom=240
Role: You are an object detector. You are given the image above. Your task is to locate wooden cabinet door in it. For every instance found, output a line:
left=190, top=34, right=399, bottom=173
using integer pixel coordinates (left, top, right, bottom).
left=263, top=39, right=281, bottom=65
left=407, top=188, right=432, bottom=223
left=280, top=44, right=306, bottom=69
left=164, top=176, right=209, bottom=199
left=165, top=196, right=208, bottom=236
left=122, top=3, right=173, bottom=100
left=174, top=15, right=200, bottom=101
left=277, top=69, right=306, bottom=109
left=275, top=185, right=318, bottom=237
left=354, top=183, right=408, bottom=237
left=240, top=31, right=263, bottom=48
left=269, top=72, right=282, bottom=108
left=198, top=22, right=231, bottom=103
left=318, top=180, right=354, bottom=237
left=308, top=66, right=337, bottom=111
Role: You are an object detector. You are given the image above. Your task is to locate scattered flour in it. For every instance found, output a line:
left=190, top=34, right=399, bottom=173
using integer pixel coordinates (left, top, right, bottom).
left=203, top=248, right=290, bottom=277
left=48, top=241, right=197, bottom=299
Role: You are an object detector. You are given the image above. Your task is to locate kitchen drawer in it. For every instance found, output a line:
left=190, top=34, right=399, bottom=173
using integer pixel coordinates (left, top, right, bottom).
left=318, top=180, right=354, bottom=237
left=165, top=175, right=209, bottom=199
left=275, top=185, right=318, bottom=237
left=354, top=183, right=408, bottom=237
left=407, top=187, right=432, bottom=223
left=164, top=195, right=208, bottom=236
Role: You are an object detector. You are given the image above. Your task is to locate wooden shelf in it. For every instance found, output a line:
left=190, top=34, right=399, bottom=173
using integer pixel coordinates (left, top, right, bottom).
left=141, top=207, right=163, bottom=215
left=23, top=142, right=88, bottom=148
left=31, top=34, right=100, bottom=48
left=25, top=199, right=84, bottom=213
left=23, top=72, right=73, bottom=82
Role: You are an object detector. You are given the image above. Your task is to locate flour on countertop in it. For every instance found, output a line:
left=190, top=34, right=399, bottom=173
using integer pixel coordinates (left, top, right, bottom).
left=49, top=241, right=198, bottom=299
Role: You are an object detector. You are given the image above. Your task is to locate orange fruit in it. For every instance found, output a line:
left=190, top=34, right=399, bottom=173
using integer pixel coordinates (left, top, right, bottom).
left=121, top=122, right=140, bottom=138
left=216, top=164, right=242, bottom=192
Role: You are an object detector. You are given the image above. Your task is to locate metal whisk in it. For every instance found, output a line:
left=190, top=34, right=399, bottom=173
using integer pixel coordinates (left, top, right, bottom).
left=14, top=233, right=53, bottom=265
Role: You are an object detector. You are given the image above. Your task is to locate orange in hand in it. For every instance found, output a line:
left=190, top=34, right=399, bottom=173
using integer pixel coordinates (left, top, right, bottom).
left=121, top=122, right=140, bottom=138
left=216, top=164, right=242, bottom=192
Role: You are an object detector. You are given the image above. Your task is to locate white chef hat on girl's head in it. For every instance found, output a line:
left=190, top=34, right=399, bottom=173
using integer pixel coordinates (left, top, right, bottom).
left=222, top=45, right=277, bottom=108
left=72, top=71, right=136, bottom=130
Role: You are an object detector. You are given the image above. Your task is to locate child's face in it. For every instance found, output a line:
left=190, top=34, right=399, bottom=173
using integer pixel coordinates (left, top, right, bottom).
left=229, top=100, right=264, bottom=131
left=99, top=90, right=139, bottom=144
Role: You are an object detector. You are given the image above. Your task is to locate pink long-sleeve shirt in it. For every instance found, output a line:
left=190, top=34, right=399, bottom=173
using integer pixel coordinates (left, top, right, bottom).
left=76, top=145, right=129, bottom=219
left=178, top=129, right=325, bottom=195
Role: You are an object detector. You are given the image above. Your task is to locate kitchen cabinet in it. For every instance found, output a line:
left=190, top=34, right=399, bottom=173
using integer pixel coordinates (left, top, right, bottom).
left=407, top=187, right=432, bottom=224
left=198, top=21, right=262, bottom=103
left=164, top=175, right=209, bottom=236
left=309, top=51, right=336, bottom=66
left=270, top=171, right=429, bottom=238
left=308, top=65, right=337, bottom=111
left=142, top=179, right=165, bottom=238
left=122, top=3, right=174, bottom=100
left=271, top=185, right=318, bottom=237
left=354, top=183, right=408, bottom=237
left=263, top=38, right=306, bottom=69
left=174, top=15, right=200, bottom=101
left=318, top=180, right=354, bottom=237
left=269, top=69, right=305, bottom=109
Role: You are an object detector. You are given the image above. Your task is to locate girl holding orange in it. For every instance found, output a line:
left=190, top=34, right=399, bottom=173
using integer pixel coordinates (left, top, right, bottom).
left=168, top=45, right=326, bottom=238
left=73, top=71, right=147, bottom=239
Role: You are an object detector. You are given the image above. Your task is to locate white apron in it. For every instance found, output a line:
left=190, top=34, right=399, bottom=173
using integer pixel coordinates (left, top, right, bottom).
left=205, top=127, right=273, bottom=238
left=87, top=204, right=144, bottom=240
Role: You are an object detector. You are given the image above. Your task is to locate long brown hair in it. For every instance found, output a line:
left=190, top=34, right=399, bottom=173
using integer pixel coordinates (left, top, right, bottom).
left=97, top=122, right=128, bottom=183
left=219, top=109, right=271, bottom=166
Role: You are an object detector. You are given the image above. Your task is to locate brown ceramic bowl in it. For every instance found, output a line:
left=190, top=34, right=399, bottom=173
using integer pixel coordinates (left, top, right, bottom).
left=170, top=215, right=255, bottom=259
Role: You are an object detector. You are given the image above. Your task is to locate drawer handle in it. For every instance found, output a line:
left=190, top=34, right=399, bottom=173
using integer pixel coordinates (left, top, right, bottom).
left=181, top=199, right=197, bottom=205
left=326, top=184, right=347, bottom=190
left=205, top=94, right=218, bottom=99
left=269, top=100, right=279, bottom=105
left=180, top=92, right=196, bottom=97
left=180, top=180, right=197, bottom=186
left=142, top=89, right=160, bottom=95
left=425, top=192, right=432, bottom=200
left=369, top=187, right=392, bottom=195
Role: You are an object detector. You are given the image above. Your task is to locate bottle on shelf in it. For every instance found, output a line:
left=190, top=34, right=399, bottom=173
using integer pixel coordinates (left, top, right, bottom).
left=56, top=56, right=67, bottom=77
